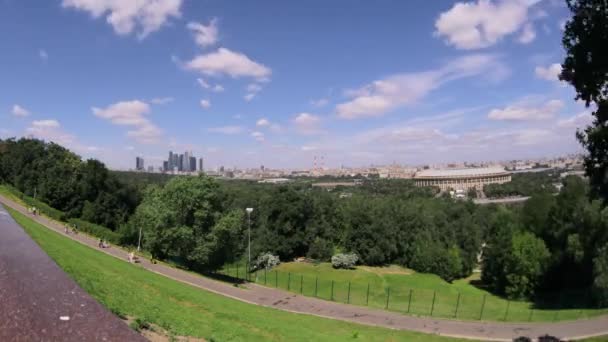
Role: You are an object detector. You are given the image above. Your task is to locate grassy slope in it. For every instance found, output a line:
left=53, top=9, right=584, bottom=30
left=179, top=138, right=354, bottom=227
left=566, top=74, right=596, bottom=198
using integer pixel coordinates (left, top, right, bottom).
left=232, top=262, right=607, bottom=322
left=6, top=206, right=474, bottom=342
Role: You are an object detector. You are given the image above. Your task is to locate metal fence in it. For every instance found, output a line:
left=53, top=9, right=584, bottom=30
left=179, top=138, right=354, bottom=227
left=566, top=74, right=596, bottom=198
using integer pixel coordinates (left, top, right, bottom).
left=217, top=264, right=607, bottom=322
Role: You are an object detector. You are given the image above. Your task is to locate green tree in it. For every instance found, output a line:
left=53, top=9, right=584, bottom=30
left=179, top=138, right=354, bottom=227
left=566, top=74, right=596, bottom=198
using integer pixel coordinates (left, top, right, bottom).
left=593, top=243, right=608, bottom=306
left=561, top=0, right=608, bottom=201
left=504, top=232, right=550, bottom=299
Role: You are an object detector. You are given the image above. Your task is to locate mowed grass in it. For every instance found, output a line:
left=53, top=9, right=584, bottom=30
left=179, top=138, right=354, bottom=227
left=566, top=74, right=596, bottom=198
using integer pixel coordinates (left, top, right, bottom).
left=220, top=261, right=608, bottom=322
left=5, top=207, right=475, bottom=342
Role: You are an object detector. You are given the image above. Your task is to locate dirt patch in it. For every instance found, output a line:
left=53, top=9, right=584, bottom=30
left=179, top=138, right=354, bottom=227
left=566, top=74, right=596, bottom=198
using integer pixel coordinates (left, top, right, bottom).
left=358, top=265, right=413, bottom=276
left=124, top=316, right=205, bottom=342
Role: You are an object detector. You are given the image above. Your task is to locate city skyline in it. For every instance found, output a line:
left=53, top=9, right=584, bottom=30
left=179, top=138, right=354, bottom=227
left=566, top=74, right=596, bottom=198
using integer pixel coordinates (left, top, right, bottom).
left=1, top=0, right=592, bottom=170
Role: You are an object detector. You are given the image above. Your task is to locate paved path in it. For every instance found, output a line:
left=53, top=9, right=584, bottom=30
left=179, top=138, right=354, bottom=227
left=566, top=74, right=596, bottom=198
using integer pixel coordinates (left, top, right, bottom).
left=0, top=204, right=145, bottom=342
left=2, top=194, right=608, bottom=341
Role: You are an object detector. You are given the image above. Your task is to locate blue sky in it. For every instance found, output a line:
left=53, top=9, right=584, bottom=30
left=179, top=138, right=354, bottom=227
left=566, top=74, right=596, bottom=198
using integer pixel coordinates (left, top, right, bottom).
left=0, top=0, right=592, bottom=170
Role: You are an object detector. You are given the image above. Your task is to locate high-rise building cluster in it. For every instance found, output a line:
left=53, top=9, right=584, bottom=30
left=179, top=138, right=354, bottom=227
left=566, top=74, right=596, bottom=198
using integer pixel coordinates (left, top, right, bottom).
left=162, top=151, right=204, bottom=173
left=135, top=156, right=144, bottom=171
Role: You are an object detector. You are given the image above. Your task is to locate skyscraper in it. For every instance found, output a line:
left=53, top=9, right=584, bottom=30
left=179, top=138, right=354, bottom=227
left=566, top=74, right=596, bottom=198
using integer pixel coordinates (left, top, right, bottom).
left=136, top=156, right=144, bottom=171
left=190, top=156, right=196, bottom=172
left=168, top=151, right=174, bottom=170
left=198, top=157, right=204, bottom=173
left=178, top=154, right=184, bottom=172
left=184, top=151, right=190, bottom=172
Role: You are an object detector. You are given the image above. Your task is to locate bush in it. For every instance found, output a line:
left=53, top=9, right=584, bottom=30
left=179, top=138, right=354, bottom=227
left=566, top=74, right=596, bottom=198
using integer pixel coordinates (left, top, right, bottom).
left=255, top=252, right=280, bottom=270
left=68, top=218, right=121, bottom=244
left=331, top=253, right=358, bottom=269
left=307, top=237, right=333, bottom=261
left=129, top=318, right=150, bottom=332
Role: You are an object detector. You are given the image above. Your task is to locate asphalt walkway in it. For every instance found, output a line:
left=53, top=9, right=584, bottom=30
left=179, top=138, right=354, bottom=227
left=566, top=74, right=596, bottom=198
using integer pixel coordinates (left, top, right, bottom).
left=2, top=194, right=608, bottom=341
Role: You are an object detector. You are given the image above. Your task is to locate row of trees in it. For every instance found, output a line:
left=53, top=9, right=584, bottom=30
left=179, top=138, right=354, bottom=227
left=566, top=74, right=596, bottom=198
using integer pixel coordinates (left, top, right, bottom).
left=0, top=138, right=139, bottom=229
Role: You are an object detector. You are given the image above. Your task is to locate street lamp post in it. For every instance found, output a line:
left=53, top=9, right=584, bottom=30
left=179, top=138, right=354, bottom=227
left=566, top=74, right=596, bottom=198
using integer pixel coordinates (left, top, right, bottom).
left=246, top=208, right=254, bottom=275
left=137, top=226, right=142, bottom=252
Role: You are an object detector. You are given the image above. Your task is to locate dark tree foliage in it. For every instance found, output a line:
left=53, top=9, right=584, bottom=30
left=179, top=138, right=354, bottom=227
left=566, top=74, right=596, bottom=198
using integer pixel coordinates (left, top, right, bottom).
left=0, top=138, right=137, bottom=229
left=484, top=171, right=559, bottom=198
left=561, top=0, right=608, bottom=201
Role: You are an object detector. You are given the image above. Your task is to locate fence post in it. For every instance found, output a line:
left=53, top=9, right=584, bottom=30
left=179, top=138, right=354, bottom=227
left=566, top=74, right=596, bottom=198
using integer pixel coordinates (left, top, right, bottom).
left=275, top=270, right=278, bottom=288
left=331, top=280, right=334, bottom=301
left=385, top=287, right=391, bottom=309
left=315, top=277, right=318, bottom=297
left=300, top=275, right=303, bottom=294
left=479, top=294, right=487, bottom=320
left=407, top=289, right=413, bottom=313
left=347, top=282, right=351, bottom=304
left=366, top=283, right=370, bottom=306
left=236, top=264, right=239, bottom=280
left=454, top=293, right=461, bottom=318
left=264, top=268, right=267, bottom=285
left=504, top=300, right=510, bottom=321
left=288, top=273, right=291, bottom=291
left=430, top=291, right=436, bottom=316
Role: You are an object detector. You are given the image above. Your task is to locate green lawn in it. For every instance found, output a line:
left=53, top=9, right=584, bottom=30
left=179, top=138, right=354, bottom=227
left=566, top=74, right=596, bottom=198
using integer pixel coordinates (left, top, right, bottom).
left=220, top=261, right=607, bottom=322
left=6, top=206, right=475, bottom=342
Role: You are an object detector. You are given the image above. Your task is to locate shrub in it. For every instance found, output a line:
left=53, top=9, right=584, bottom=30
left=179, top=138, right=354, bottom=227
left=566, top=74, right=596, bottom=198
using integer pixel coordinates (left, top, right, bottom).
left=331, top=253, right=358, bottom=269
left=307, top=237, right=333, bottom=261
left=68, top=218, right=121, bottom=244
left=255, top=252, right=280, bottom=270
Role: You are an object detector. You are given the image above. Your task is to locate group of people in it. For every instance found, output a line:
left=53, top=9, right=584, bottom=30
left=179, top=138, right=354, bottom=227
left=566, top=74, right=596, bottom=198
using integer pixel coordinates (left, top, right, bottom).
left=98, top=238, right=110, bottom=249
left=63, top=224, right=78, bottom=235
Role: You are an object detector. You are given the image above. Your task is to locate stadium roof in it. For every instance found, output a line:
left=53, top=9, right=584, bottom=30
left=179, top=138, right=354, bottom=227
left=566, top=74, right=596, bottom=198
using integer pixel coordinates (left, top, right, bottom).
left=414, top=167, right=509, bottom=179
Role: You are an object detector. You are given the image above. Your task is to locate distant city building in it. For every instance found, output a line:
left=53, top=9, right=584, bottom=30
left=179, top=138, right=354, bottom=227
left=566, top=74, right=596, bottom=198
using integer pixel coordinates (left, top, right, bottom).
left=163, top=161, right=168, bottom=172
left=198, top=158, right=204, bottom=173
left=190, top=156, right=196, bottom=172
left=413, top=167, right=511, bottom=192
left=135, top=156, right=144, bottom=171
left=147, top=166, right=153, bottom=173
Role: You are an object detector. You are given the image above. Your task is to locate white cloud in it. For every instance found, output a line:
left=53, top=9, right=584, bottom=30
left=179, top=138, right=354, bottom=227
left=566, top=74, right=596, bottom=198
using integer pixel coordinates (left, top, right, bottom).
left=200, top=99, right=211, bottom=109
left=557, top=111, right=593, bottom=128
left=336, top=54, right=506, bottom=119
left=12, top=104, right=30, bottom=117
left=311, top=98, right=329, bottom=107
left=251, top=131, right=265, bottom=142
left=150, top=97, right=174, bottom=105
left=92, top=100, right=161, bottom=143
left=39, top=49, right=48, bottom=61
left=244, top=83, right=263, bottom=102
left=434, top=0, right=539, bottom=50
left=187, top=18, right=218, bottom=48
left=61, top=0, right=182, bottom=38
left=197, top=78, right=224, bottom=92
left=26, top=119, right=76, bottom=146
left=518, top=23, right=536, bottom=44
left=535, top=63, right=562, bottom=82
left=244, top=93, right=256, bottom=102
left=208, top=126, right=244, bottom=134
left=294, top=113, right=323, bottom=135
left=256, top=118, right=270, bottom=127
left=488, top=99, right=564, bottom=121
left=185, top=48, right=271, bottom=80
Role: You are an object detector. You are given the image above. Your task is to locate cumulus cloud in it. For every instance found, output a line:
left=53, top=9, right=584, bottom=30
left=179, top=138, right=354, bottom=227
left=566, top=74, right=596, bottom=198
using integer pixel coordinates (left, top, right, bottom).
left=200, top=99, right=211, bottom=109
left=61, top=0, right=182, bottom=38
left=311, top=98, right=329, bottom=108
left=207, top=126, right=244, bottom=134
left=244, top=93, right=256, bottom=102
left=187, top=18, right=218, bottom=48
left=535, top=63, right=562, bottom=82
left=92, top=100, right=162, bottom=143
left=294, top=113, right=323, bottom=135
left=256, top=118, right=270, bottom=127
left=488, top=99, right=564, bottom=121
left=251, top=131, right=265, bottom=142
left=434, top=0, right=539, bottom=49
left=185, top=48, right=271, bottom=80
left=557, top=111, right=593, bottom=129
left=26, top=119, right=75, bottom=146
left=12, top=104, right=30, bottom=117
left=336, top=54, right=506, bottom=119
left=518, top=23, right=536, bottom=44
left=197, top=78, right=225, bottom=92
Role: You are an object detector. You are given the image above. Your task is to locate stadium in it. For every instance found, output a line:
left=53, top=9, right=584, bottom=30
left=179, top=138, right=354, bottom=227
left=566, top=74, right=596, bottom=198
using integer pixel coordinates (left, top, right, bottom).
left=413, top=167, right=511, bottom=192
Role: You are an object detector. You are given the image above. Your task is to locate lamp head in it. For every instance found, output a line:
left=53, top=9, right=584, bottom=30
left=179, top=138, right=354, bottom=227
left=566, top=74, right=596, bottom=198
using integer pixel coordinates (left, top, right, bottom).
left=246, top=208, right=254, bottom=214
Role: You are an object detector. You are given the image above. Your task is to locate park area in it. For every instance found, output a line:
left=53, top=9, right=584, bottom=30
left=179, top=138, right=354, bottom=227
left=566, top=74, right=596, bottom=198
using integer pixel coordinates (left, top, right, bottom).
left=220, top=261, right=608, bottom=322
left=5, top=205, right=479, bottom=342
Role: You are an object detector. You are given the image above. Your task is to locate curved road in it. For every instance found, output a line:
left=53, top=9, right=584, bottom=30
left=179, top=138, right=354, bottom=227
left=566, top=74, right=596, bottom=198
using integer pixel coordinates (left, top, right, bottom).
left=1, top=194, right=607, bottom=341
left=0, top=204, right=145, bottom=342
